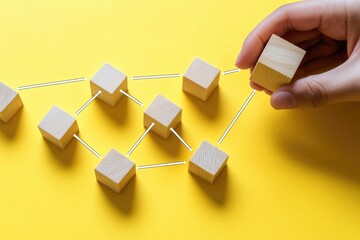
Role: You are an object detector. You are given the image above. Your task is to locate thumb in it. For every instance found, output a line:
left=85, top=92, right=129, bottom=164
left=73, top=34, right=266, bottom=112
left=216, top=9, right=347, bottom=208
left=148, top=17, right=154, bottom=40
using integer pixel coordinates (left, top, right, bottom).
left=270, top=57, right=360, bottom=109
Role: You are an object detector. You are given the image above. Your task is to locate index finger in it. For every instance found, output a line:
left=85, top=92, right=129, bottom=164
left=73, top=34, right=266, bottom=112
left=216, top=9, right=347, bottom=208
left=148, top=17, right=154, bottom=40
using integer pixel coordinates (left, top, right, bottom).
left=235, top=0, right=324, bottom=69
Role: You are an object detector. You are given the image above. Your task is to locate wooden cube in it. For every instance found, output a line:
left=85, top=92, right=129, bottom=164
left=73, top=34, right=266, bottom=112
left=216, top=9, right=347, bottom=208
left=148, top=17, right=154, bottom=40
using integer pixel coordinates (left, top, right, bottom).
left=144, top=95, right=182, bottom=139
left=250, top=34, right=306, bottom=92
left=38, top=106, right=79, bottom=149
left=0, top=82, right=23, bottom=123
left=95, top=149, right=136, bottom=193
left=90, top=63, right=128, bottom=106
left=188, top=141, right=229, bottom=184
left=183, top=58, right=220, bottom=101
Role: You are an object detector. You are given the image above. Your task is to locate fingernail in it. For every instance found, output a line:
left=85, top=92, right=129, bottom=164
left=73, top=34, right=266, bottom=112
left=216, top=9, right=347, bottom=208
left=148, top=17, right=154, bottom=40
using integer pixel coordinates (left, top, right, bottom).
left=271, top=91, right=298, bottom=109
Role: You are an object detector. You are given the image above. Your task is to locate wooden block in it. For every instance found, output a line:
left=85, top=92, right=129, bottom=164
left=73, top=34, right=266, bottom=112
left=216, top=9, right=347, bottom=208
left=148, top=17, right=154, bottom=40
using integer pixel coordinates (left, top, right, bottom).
left=250, top=34, right=306, bottom=92
left=95, top=149, right=136, bottom=193
left=90, top=63, right=128, bottom=106
left=188, top=141, right=228, bottom=184
left=0, top=82, right=23, bottom=123
left=38, top=106, right=79, bottom=149
left=144, top=95, right=182, bottom=139
left=183, top=58, right=220, bottom=101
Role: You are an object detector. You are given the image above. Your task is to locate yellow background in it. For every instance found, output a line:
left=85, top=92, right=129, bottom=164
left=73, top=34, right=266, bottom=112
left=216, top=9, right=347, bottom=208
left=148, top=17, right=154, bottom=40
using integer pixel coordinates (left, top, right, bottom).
left=1, top=0, right=360, bottom=239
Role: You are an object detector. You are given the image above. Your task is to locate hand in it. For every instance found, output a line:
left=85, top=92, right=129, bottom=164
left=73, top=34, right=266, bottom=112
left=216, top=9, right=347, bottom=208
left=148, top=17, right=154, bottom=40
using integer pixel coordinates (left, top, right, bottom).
left=235, top=0, right=360, bottom=109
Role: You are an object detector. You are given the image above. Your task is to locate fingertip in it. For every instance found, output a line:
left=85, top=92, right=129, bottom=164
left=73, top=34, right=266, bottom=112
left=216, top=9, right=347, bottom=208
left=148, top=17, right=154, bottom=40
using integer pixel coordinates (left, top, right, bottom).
left=250, top=81, right=265, bottom=91
left=235, top=50, right=249, bottom=69
left=235, top=35, right=259, bottom=69
left=235, top=53, right=243, bottom=69
left=270, top=90, right=298, bottom=109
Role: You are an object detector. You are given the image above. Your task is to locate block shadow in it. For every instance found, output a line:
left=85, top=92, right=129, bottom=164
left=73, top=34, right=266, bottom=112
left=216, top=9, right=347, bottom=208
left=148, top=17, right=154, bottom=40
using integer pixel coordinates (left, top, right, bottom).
left=43, top=137, right=78, bottom=168
left=93, top=95, right=129, bottom=124
left=0, top=107, right=23, bottom=140
left=147, top=124, right=183, bottom=157
left=183, top=87, right=220, bottom=120
left=276, top=103, right=360, bottom=184
left=98, top=177, right=136, bottom=215
left=190, top=166, right=228, bottom=205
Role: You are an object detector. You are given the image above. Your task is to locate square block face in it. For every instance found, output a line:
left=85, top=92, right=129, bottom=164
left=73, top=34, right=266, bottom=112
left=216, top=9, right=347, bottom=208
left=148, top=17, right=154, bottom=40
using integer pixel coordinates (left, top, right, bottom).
left=189, top=141, right=229, bottom=184
left=183, top=58, right=220, bottom=101
left=95, top=149, right=136, bottom=193
left=144, top=95, right=182, bottom=139
left=250, top=34, right=306, bottom=92
left=90, top=63, right=128, bottom=106
left=38, top=106, right=79, bottom=149
left=0, top=82, right=23, bottom=123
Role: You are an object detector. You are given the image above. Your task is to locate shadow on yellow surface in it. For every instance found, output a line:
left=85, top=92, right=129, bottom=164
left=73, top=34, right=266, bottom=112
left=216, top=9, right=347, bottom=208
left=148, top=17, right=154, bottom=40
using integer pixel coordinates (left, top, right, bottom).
left=99, top=177, right=136, bottom=215
left=44, top=137, right=78, bottom=167
left=183, top=87, right=220, bottom=120
left=190, top=166, right=228, bottom=205
left=0, top=107, right=23, bottom=139
left=93, top=94, right=130, bottom=124
left=148, top=125, right=183, bottom=157
left=276, top=103, right=360, bottom=184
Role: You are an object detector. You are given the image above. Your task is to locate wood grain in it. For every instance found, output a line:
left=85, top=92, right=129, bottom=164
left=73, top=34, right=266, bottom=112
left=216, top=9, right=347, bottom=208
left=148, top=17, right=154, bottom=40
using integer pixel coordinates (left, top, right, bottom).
left=250, top=34, right=306, bottom=92
left=188, top=141, right=229, bottom=184
left=183, top=58, right=220, bottom=101
left=90, top=63, right=128, bottom=106
left=144, top=95, right=182, bottom=139
left=38, top=106, right=79, bottom=149
left=95, top=149, right=136, bottom=193
left=0, top=82, right=23, bottom=123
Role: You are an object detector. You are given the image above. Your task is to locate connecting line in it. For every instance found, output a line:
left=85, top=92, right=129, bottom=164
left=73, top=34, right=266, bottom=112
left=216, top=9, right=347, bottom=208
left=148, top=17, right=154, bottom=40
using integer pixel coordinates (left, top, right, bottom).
left=137, top=161, right=186, bottom=170
left=120, top=89, right=143, bottom=106
left=170, top=128, right=192, bottom=151
left=132, top=73, right=181, bottom=80
left=17, top=77, right=86, bottom=90
left=127, top=123, right=155, bottom=156
left=222, top=69, right=241, bottom=75
left=75, top=91, right=102, bottom=116
left=73, top=134, right=101, bottom=158
left=218, top=90, right=256, bottom=144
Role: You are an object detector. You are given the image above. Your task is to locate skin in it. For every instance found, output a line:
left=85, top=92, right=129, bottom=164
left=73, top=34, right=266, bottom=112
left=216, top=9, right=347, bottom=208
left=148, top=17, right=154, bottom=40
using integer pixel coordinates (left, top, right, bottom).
left=235, top=0, right=360, bottom=109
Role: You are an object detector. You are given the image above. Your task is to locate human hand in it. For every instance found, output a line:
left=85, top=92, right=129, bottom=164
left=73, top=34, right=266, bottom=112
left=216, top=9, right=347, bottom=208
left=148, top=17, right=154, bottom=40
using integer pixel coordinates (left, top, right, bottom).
left=236, top=0, right=360, bottom=109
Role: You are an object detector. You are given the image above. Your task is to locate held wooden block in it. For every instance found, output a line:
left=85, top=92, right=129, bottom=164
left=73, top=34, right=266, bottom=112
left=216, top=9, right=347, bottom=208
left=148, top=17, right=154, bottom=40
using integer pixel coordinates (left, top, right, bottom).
left=38, top=106, right=79, bottom=149
left=0, top=82, right=23, bottom=123
left=188, top=141, right=229, bottom=184
left=144, top=95, right=182, bottom=139
left=95, top=149, right=136, bottom=193
left=250, top=34, right=306, bottom=92
left=90, top=63, right=128, bottom=106
left=183, top=58, right=220, bottom=101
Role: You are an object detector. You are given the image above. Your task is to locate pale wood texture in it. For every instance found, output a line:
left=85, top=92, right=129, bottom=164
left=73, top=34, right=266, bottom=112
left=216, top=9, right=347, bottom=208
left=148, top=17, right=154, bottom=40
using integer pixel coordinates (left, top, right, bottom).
left=250, top=34, right=306, bottom=92
left=144, top=95, right=182, bottom=139
left=38, top=106, right=79, bottom=149
left=188, top=141, right=228, bottom=184
left=95, top=149, right=136, bottom=193
left=0, top=82, right=23, bottom=123
left=183, top=57, right=220, bottom=101
left=90, top=63, right=128, bottom=106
